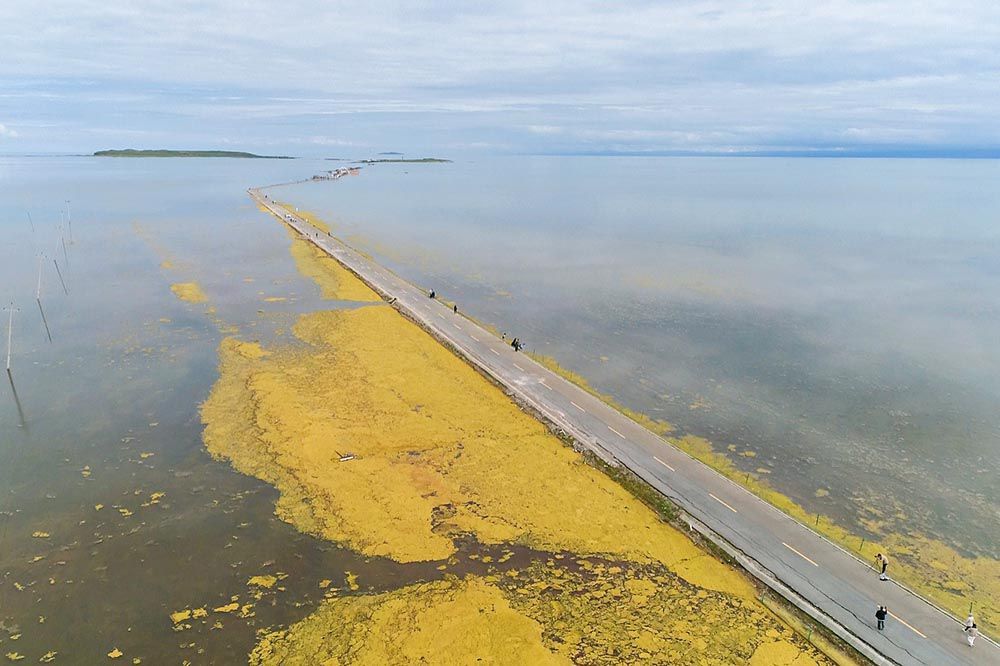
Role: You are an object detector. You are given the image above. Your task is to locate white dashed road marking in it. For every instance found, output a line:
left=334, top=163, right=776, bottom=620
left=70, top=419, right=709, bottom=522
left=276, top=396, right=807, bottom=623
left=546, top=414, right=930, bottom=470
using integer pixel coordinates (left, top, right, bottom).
left=470, top=335, right=479, bottom=341
left=513, top=363, right=524, bottom=371
left=490, top=349, right=500, bottom=356
left=782, top=542, right=819, bottom=567
left=570, top=401, right=585, bottom=411
left=453, top=323, right=461, bottom=330
left=608, top=426, right=626, bottom=439
left=653, top=456, right=675, bottom=471
left=540, top=381, right=553, bottom=391
left=709, top=493, right=738, bottom=513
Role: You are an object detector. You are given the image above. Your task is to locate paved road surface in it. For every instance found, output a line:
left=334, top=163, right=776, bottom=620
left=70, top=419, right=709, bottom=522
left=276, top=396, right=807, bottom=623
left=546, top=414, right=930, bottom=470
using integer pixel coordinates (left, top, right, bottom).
left=251, top=189, right=997, bottom=666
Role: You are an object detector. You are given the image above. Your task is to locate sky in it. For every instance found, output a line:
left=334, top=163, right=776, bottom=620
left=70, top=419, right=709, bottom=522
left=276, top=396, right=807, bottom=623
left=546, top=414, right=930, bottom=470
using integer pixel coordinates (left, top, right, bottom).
left=1, top=0, right=998, bottom=157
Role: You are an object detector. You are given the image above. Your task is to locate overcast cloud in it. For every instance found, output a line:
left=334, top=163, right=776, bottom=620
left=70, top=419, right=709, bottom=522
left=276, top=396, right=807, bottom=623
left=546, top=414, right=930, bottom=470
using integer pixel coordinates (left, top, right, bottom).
left=1, top=1, right=998, bottom=155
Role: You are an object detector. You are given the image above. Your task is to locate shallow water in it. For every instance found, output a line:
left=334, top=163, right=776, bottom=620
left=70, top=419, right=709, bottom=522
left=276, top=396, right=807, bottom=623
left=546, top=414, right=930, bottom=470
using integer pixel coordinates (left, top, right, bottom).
left=279, top=156, right=1000, bottom=560
left=0, top=156, right=452, bottom=662
left=1, top=154, right=997, bottom=660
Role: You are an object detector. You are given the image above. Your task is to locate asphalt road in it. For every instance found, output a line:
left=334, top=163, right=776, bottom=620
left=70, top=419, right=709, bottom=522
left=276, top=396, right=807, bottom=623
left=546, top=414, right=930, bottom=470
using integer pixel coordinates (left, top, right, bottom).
left=251, top=189, right=997, bottom=666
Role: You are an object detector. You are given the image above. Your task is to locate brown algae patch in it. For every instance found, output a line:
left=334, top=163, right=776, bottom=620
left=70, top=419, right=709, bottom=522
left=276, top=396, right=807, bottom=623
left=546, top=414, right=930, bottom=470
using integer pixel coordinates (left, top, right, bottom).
left=170, top=282, right=208, bottom=304
left=286, top=232, right=379, bottom=302
left=201, top=304, right=752, bottom=599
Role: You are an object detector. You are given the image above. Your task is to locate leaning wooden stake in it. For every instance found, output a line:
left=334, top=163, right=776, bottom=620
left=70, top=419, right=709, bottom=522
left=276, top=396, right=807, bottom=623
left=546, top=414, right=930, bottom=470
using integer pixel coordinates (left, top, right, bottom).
left=4, top=303, right=19, bottom=371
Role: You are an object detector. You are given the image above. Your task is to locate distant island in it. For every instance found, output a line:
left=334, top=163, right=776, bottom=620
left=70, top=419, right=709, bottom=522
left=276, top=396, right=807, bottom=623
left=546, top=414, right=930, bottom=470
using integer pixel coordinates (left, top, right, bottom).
left=94, top=149, right=293, bottom=159
left=357, top=157, right=451, bottom=164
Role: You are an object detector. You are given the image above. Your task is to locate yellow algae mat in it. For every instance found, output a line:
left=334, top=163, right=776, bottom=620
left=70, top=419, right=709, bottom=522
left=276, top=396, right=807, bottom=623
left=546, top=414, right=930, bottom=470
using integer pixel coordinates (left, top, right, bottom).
left=201, top=232, right=835, bottom=664
left=170, top=281, right=207, bottom=303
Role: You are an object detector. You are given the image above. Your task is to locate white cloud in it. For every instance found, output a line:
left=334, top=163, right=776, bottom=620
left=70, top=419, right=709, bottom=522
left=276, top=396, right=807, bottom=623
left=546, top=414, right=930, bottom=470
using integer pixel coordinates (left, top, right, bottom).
left=0, top=123, right=18, bottom=138
left=0, top=1, right=997, bottom=153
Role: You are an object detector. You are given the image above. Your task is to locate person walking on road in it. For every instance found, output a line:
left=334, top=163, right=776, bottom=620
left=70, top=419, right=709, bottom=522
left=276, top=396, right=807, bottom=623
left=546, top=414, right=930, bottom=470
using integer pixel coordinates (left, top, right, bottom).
left=875, top=606, right=888, bottom=631
left=965, top=621, right=979, bottom=647
left=874, top=553, right=889, bottom=581
left=453, top=304, right=458, bottom=314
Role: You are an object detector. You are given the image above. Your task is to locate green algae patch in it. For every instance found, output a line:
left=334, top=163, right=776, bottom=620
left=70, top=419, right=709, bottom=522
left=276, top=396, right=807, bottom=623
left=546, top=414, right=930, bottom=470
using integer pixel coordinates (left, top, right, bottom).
left=286, top=231, right=379, bottom=302
left=169, top=281, right=208, bottom=304
left=251, top=577, right=566, bottom=666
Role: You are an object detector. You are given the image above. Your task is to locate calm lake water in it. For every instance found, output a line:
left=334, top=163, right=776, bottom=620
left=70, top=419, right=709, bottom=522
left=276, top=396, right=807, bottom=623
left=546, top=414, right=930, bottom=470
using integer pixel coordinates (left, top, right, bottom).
left=0, top=156, right=447, bottom=663
left=1, top=155, right=998, bottom=661
left=281, top=156, right=1000, bottom=560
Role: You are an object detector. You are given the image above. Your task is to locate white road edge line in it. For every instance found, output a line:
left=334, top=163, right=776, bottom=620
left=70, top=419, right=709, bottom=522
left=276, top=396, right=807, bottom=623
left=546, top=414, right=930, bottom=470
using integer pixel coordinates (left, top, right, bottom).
left=782, top=542, right=819, bottom=567
left=608, top=425, right=626, bottom=439
left=490, top=349, right=500, bottom=356
left=888, top=611, right=927, bottom=639
left=709, top=493, right=738, bottom=513
left=653, top=456, right=675, bottom=471
left=570, top=401, right=585, bottom=411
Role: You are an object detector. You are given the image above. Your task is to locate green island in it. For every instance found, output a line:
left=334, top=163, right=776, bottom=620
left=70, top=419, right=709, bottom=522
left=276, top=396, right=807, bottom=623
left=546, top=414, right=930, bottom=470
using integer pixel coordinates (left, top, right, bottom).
left=94, top=149, right=293, bottom=159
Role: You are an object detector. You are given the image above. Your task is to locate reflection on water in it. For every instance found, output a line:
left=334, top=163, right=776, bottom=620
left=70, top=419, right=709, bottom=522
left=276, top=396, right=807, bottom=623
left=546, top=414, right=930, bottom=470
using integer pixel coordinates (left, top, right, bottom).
left=5, top=371, right=27, bottom=430
left=281, top=156, right=1000, bottom=560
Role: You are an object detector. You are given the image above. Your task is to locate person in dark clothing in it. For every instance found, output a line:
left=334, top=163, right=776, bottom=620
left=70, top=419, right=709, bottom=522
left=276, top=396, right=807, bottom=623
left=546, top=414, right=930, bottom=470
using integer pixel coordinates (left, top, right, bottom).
left=453, top=304, right=458, bottom=313
left=875, top=606, right=888, bottom=631
left=429, top=290, right=435, bottom=299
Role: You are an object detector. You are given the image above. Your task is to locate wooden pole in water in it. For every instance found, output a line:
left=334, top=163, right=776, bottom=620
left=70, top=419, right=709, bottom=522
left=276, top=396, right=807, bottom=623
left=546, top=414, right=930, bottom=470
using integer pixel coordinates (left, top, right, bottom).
left=60, top=232, right=69, bottom=268
left=53, top=259, right=68, bottom=295
left=4, top=303, right=19, bottom=371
